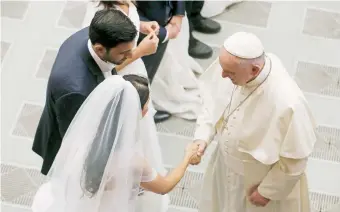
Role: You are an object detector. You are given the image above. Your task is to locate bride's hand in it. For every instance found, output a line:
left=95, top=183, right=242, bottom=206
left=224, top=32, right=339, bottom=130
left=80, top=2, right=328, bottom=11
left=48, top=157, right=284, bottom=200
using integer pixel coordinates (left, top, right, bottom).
left=184, top=143, right=201, bottom=165
left=189, top=154, right=201, bottom=165
left=137, top=32, right=159, bottom=56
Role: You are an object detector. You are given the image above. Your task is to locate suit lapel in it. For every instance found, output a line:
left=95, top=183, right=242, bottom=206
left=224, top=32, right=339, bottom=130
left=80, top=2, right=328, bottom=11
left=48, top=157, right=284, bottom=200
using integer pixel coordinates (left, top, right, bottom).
left=87, top=57, right=105, bottom=84
left=80, top=39, right=105, bottom=85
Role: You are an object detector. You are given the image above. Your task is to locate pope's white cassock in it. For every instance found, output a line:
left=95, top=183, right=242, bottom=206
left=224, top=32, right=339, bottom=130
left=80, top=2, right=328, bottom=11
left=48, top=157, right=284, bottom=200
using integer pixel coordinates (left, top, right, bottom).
left=194, top=32, right=317, bottom=212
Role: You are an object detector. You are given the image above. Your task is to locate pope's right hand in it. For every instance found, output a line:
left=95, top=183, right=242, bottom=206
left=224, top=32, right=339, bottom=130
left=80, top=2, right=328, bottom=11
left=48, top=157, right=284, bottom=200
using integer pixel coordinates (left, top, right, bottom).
left=187, top=140, right=207, bottom=165
left=184, top=143, right=200, bottom=164
left=194, top=140, right=208, bottom=156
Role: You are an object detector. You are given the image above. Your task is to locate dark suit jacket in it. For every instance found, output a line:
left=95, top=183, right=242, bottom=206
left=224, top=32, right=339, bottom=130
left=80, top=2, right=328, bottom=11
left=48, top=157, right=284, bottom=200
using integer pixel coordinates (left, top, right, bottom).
left=136, top=0, right=185, bottom=41
left=32, top=27, right=110, bottom=175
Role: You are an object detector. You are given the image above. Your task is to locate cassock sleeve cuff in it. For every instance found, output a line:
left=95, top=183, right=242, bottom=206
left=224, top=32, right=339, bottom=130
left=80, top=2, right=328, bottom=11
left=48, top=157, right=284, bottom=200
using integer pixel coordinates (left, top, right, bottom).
left=194, top=125, right=215, bottom=145
left=257, top=157, right=307, bottom=200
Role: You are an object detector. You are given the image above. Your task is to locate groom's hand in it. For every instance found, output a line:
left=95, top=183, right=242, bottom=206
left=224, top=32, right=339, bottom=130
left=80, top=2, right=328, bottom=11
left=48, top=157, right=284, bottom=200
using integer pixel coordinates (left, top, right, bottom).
left=140, top=21, right=160, bottom=35
left=165, top=23, right=180, bottom=39
left=169, top=15, right=183, bottom=32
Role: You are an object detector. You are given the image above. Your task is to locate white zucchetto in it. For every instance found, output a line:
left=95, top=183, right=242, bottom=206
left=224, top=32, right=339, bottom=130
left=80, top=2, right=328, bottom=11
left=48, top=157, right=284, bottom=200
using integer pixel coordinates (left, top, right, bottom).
left=223, top=32, right=264, bottom=59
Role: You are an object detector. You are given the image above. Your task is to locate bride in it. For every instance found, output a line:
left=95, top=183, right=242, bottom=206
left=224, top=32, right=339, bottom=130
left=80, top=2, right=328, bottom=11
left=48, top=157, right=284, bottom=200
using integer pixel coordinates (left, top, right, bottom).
left=83, top=2, right=171, bottom=210
left=32, top=75, right=200, bottom=212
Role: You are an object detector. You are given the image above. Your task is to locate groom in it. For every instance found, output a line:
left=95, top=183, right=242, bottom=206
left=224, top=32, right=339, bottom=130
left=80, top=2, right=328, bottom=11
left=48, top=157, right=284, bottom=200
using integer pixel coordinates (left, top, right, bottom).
left=32, top=9, right=137, bottom=175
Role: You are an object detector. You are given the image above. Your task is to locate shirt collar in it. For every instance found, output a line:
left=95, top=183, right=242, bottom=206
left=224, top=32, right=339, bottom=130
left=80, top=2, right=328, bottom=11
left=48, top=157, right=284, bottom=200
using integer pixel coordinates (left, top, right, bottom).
left=244, top=55, right=271, bottom=88
left=87, top=40, right=115, bottom=73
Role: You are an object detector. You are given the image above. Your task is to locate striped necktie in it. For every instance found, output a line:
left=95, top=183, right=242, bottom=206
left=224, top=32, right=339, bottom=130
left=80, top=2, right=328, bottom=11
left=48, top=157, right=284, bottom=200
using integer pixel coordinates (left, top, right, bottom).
left=111, top=67, right=117, bottom=75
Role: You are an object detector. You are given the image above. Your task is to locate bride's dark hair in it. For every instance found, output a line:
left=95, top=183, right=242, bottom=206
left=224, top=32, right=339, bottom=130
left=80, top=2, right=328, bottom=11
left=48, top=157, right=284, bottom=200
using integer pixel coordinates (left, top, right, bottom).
left=98, top=0, right=136, bottom=8
left=81, top=75, right=149, bottom=196
left=123, top=74, right=149, bottom=109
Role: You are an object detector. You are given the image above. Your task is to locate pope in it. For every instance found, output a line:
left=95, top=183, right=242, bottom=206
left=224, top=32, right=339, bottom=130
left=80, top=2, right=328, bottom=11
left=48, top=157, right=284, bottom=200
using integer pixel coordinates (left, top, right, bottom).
left=192, top=32, right=317, bottom=212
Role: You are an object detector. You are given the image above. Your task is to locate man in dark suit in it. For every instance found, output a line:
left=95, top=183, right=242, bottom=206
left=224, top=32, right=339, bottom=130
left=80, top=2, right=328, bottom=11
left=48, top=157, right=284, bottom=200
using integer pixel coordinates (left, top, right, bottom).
left=136, top=0, right=185, bottom=123
left=186, top=0, right=221, bottom=59
left=32, top=9, right=137, bottom=175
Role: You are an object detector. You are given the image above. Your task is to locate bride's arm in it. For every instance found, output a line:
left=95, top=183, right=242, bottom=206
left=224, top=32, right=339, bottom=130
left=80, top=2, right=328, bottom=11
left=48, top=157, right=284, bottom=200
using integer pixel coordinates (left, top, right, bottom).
left=115, top=33, right=158, bottom=72
left=140, top=143, right=198, bottom=195
left=141, top=158, right=189, bottom=195
left=115, top=46, right=145, bottom=72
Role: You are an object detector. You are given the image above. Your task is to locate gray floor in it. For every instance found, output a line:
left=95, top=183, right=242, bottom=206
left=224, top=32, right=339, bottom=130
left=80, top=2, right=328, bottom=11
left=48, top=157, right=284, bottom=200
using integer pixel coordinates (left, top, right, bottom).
left=1, top=1, right=340, bottom=212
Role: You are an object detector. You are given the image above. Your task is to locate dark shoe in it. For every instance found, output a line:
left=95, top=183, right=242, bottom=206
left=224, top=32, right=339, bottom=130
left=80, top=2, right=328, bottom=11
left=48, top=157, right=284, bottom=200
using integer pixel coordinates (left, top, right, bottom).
left=154, top=110, right=171, bottom=123
left=189, top=38, right=213, bottom=59
left=192, top=16, right=221, bottom=34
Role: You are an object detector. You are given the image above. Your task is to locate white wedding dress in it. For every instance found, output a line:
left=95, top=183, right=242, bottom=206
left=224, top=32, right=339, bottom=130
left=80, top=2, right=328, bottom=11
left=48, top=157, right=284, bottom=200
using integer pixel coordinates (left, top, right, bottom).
left=83, top=2, right=169, bottom=212
left=200, top=0, right=237, bottom=18
left=151, top=0, right=238, bottom=120
left=152, top=14, right=203, bottom=120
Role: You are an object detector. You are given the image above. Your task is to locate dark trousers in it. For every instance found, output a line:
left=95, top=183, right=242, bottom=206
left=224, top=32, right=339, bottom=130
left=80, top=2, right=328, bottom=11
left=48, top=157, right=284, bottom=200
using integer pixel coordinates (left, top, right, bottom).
left=185, top=0, right=204, bottom=44
left=138, top=33, right=169, bottom=83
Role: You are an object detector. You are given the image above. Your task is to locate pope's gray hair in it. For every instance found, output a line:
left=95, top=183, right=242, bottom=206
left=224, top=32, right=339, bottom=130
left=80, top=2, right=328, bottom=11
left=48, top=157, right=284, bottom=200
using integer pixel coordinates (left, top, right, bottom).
left=237, top=53, right=265, bottom=68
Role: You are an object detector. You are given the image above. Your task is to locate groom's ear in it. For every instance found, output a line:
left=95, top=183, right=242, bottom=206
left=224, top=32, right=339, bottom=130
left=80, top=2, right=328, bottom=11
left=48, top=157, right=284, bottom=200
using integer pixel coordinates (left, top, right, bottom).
left=93, top=44, right=106, bottom=57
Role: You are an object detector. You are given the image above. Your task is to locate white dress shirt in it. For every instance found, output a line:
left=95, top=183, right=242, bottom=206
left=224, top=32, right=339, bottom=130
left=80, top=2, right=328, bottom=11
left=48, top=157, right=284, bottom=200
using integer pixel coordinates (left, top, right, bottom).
left=87, top=40, right=115, bottom=78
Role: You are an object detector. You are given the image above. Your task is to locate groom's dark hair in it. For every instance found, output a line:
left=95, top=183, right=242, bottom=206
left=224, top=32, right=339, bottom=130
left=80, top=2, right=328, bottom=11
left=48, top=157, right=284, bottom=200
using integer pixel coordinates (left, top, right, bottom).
left=89, top=9, right=137, bottom=48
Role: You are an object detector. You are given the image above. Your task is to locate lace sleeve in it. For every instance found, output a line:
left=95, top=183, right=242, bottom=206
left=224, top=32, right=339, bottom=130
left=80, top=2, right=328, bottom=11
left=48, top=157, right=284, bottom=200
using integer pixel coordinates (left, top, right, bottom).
left=141, top=166, right=157, bottom=182
left=135, top=154, right=158, bottom=182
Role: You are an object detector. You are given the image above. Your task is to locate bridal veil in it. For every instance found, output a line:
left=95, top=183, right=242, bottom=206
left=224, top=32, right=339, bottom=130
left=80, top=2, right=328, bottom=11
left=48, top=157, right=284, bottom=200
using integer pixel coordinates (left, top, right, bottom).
left=32, top=75, right=155, bottom=212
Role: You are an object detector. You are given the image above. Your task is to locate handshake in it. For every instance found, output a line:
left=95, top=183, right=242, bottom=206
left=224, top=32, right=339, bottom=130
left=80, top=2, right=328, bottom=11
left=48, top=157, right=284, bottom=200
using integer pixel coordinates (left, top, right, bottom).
left=185, top=140, right=208, bottom=165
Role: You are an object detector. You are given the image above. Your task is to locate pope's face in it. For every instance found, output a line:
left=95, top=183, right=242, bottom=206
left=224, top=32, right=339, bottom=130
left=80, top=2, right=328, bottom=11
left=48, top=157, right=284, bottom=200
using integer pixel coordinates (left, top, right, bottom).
left=219, top=48, right=259, bottom=86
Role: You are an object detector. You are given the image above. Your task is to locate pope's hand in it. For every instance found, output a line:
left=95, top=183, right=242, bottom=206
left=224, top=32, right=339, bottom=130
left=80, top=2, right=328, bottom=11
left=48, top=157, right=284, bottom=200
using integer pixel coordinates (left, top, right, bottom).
left=248, top=184, right=270, bottom=207
left=187, top=140, right=207, bottom=165
left=194, top=140, right=208, bottom=156
left=184, top=143, right=200, bottom=164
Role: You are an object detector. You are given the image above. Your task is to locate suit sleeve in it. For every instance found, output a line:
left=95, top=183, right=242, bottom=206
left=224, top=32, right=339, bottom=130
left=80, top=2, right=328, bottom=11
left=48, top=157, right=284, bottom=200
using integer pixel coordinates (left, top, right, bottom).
left=172, top=0, right=185, bottom=16
left=55, top=92, right=86, bottom=138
